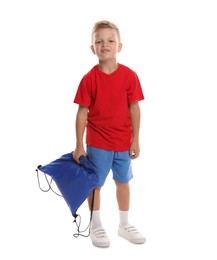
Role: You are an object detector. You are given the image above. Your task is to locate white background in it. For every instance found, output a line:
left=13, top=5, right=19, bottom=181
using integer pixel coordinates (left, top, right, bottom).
left=0, top=0, right=217, bottom=259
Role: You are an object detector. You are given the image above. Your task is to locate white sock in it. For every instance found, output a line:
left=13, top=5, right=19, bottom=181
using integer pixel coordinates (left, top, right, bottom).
left=91, top=210, right=102, bottom=230
left=119, top=210, right=129, bottom=228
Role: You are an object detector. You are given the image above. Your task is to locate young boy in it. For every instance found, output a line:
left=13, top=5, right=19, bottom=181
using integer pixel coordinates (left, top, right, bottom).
left=73, top=20, right=145, bottom=248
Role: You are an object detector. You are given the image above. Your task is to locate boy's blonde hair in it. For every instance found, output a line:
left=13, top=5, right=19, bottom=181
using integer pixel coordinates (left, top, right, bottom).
left=91, top=20, right=121, bottom=43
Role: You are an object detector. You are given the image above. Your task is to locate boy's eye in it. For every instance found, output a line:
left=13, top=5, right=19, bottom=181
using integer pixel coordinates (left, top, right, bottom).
left=95, top=40, right=115, bottom=45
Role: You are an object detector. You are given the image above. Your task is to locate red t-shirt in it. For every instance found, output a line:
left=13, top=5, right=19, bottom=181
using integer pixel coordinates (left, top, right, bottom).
left=74, top=64, right=144, bottom=151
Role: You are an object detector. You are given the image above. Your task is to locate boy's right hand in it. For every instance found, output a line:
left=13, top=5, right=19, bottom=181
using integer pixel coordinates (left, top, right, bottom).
left=73, top=147, right=86, bottom=164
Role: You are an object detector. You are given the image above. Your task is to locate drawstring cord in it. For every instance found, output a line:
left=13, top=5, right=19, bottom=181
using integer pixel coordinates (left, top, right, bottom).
left=36, top=166, right=95, bottom=237
left=72, top=189, right=95, bottom=238
left=36, top=166, right=62, bottom=197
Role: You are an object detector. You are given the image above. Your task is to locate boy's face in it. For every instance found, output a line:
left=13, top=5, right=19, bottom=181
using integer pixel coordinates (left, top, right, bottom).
left=91, top=28, right=122, bottom=61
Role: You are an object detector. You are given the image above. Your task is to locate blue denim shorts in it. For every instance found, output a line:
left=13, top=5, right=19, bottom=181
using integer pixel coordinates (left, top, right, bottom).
left=86, top=146, right=133, bottom=187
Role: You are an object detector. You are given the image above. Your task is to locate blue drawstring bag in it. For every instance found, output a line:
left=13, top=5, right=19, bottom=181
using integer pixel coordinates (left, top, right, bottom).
left=36, top=152, right=99, bottom=237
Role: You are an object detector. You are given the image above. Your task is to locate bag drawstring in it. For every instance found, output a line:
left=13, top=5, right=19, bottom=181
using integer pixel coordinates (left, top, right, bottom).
left=36, top=166, right=62, bottom=196
left=36, top=166, right=95, bottom=237
left=72, top=188, right=95, bottom=238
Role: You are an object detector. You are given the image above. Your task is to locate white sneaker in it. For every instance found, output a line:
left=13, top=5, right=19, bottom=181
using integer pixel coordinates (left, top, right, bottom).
left=90, top=227, right=110, bottom=248
left=118, top=224, right=146, bottom=244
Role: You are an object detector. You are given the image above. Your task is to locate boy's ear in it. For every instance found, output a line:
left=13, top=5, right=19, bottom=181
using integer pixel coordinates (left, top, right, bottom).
left=118, top=43, right=123, bottom=53
left=90, top=45, right=95, bottom=54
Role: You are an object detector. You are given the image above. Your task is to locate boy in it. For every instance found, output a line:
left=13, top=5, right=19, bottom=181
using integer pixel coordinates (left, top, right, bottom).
left=73, top=20, right=145, bottom=248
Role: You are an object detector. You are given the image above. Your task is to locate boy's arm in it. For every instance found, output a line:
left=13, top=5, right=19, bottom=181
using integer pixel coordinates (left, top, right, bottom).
left=73, top=105, right=89, bottom=163
left=129, top=102, right=141, bottom=159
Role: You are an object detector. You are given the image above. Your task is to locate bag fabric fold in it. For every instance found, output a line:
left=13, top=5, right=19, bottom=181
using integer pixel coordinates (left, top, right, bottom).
left=36, top=152, right=99, bottom=218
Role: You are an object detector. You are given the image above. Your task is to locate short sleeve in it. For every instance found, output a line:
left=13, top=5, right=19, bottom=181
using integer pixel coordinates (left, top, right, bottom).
left=74, top=75, right=91, bottom=107
left=127, top=72, right=145, bottom=103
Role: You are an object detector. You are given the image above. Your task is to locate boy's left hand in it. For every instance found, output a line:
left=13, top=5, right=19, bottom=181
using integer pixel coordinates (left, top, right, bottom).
left=129, top=142, right=140, bottom=159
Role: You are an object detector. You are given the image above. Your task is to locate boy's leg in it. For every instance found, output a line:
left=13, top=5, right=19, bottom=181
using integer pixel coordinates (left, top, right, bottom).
left=88, top=187, right=102, bottom=229
left=88, top=187, right=110, bottom=247
left=115, top=181, right=130, bottom=227
left=86, top=146, right=112, bottom=247
left=112, top=152, right=146, bottom=244
left=115, top=181, right=146, bottom=244
left=115, top=181, right=130, bottom=211
left=88, top=186, right=101, bottom=211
